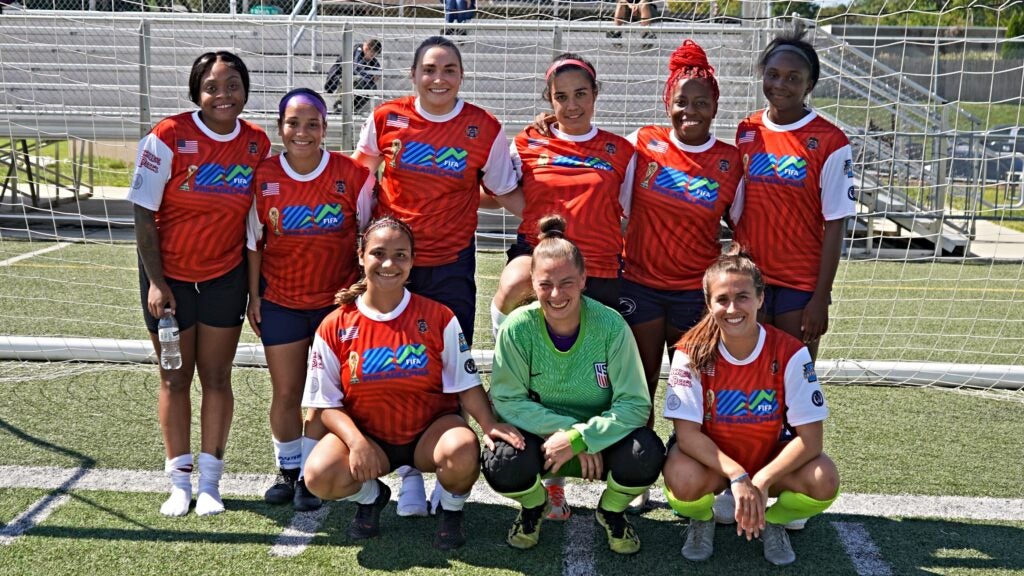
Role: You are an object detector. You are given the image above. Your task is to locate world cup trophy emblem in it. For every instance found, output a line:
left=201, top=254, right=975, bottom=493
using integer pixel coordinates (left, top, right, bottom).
left=348, top=350, right=360, bottom=384
left=704, top=389, right=715, bottom=421
left=389, top=139, right=403, bottom=168
left=268, top=207, right=283, bottom=236
left=640, top=161, right=658, bottom=189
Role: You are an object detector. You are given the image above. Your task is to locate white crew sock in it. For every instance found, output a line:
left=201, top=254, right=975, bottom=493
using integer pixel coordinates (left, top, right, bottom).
left=272, top=437, right=302, bottom=471
left=436, top=483, right=469, bottom=512
left=543, top=476, right=565, bottom=489
left=490, top=300, right=508, bottom=341
left=300, top=436, right=319, bottom=480
left=195, top=452, right=225, bottom=516
left=160, top=453, right=193, bottom=517
left=344, top=479, right=381, bottom=505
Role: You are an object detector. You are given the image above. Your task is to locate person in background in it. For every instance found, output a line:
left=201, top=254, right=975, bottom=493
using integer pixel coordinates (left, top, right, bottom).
left=324, top=38, right=382, bottom=115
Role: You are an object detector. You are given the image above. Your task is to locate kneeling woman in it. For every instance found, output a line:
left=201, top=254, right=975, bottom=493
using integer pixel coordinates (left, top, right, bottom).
left=662, top=245, right=840, bottom=566
left=302, top=217, right=523, bottom=550
left=482, top=215, right=664, bottom=555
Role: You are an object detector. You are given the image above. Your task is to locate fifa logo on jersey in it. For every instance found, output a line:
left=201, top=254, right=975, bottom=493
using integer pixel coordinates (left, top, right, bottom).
left=194, top=163, right=255, bottom=194
left=361, top=344, right=429, bottom=378
left=715, top=389, right=780, bottom=423
left=653, top=166, right=720, bottom=207
left=279, top=204, right=344, bottom=233
left=400, top=142, right=469, bottom=173
left=748, top=153, right=807, bottom=182
left=551, top=155, right=614, bottom=172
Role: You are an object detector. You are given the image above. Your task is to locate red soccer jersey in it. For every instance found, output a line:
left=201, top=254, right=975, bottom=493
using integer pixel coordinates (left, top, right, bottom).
left=127, top=111, right=271, bottom=282
left=624, top=126, right=743, bottom=290
left=664, top=324, right=828, bottom=475
left=357, top=96, right=515, bottom=266
left=303, top=290, right=481, bottom=445
left=514, top=126, right=634, bottom=279
left=249, top=151, right=374, bottom=310
left=733, top=110, right=856, bottom=291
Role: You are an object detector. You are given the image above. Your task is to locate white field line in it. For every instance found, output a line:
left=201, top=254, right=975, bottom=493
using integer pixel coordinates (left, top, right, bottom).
left=832, top=521, right=894, bottom=576
left=268, top=504, right=334, bottom=558
left=0, top=242, right=70, bottom=267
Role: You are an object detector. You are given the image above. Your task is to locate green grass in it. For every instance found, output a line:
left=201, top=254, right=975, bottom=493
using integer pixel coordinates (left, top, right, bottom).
left=1, top=139, right=134, bottom=188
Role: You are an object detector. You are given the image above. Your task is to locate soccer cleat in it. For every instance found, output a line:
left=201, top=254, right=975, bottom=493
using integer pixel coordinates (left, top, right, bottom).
left=626, top=488, right=650, bottom=515
left=433, top=505, right=466, bottom=550
left=680, top=519, right=715, bottom=561
left=594, top=507, right=641, bottom=555
left=264, top=468, right=298, bottom=505
left=348, top=480, right=391, bottom=540
left=507, top=501, right=550, bottom=550
left=762, top=523, right=797, bottom=566
left=785, top=517, right=808, bottom=530
left=293, top=478, right=322, bottom=512
left=713, top=489, right=735, bottom=524
left=396, top=470, right=428, bottom=517
left=544, top=481, right=571, bottom=521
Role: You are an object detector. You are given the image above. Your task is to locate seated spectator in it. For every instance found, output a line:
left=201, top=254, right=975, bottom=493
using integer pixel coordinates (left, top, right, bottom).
left=324, top=38, right=382, bottom=114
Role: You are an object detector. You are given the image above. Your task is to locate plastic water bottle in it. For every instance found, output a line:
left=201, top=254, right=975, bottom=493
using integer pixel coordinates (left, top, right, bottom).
left=158, top=307, right=182, bottom=370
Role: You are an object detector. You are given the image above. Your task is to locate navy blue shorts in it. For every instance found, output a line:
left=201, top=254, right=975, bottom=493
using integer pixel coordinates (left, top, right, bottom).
left=139, top=259, right=247, bottom=333
left=258, top=299, right=335, bottom=347
left=762, top=285, right=822, bottom=317
left=618, top=279, right=705, bottom=331
left=408, top=242, right=476, bottom=346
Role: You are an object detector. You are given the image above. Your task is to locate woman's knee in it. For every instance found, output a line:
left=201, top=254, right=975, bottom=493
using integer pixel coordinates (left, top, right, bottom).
left=481, top=430, right=543, bottom=493
left=803, top=454, right=840, bottom=500
left=436, top=427, right=481, bottom=474
left=662, top=449, right=716, bottom=501
left=605, top=427, right=665, bottom=487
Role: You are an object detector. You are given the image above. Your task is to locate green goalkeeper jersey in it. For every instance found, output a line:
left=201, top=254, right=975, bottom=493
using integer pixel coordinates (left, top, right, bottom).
left=490, top=296, right=651, bottom=454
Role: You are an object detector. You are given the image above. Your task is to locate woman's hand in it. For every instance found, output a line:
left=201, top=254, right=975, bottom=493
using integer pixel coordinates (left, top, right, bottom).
left=483, top=423, right=525, bottom=452
left=529, top=112, right=556, bottom=136
left=246, top=295, right=262, bottom=337
left=541, top=430, right=576, bottom=474
left=732, top=476, right=766, bottom=540
left=347, top=437, right=388, bottom=484
left=147, top=281, right=175, bottom=319
left=801, top=293, right=830, bottom=343
left=577, top=451, right=604, bottom=481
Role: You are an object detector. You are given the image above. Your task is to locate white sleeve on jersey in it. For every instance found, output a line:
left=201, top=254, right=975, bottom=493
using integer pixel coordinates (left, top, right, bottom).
left=245, top=197, right=262, bottom=251
left=819, top=143, right=857, bottom=221
left=783, top=347, right=829, bottom=427
left=302, top=334, right=345, bottom=408
left=620, top=152, right=637, bottom=218
left=482, top=129, right=519, bottom=195
left=510, top=142, right=523, bottom=181
left=125, top=133, right=173, bottom=211
left=624, top=129, right=640, bottom=146
left=441, top=316, right=482, bottom=394
left=729, top=177, right=746, bottom=225
left=355, top=114, right=380, bottom=157
left=356, top=172, right=376, bottom=230
left=662, top=351, right=705, bottom=424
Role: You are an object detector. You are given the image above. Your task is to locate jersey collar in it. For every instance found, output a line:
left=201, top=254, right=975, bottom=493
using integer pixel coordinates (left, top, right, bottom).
left=669, top=129, right=716, bottom=154
left=191, top=110, right=240, bottom=142
left=717, top=324, right=766, bottom=366
left=551, top=124, right=598, bottom=142
left=356, top=289, right=411, bottom=322
left=760, top=108, right=817, bottom=132
left=279, top=149, right=330, bottom=182
left=414, top=97, right=465, bottom=123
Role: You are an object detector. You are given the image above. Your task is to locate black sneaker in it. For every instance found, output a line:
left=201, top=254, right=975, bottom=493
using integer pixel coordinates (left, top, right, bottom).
left=293, top=478, right=323, bottom=512
left=348, top=480, right=391, bottom=540
left=264, top=468, right=298, bottom=505
left=433, top=505, right=466, bottom=550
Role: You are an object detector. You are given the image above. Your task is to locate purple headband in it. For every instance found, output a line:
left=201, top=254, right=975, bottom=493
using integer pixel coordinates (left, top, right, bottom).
left=278, top=89, right=327, bottom=120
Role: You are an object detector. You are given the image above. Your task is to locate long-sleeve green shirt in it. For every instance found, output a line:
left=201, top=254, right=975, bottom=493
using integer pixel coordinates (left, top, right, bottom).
left=490, top=297, right=651, bottom=454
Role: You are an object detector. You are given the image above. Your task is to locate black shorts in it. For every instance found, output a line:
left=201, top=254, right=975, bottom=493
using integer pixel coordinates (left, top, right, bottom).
left=139, top=259, right=247, bottom=333
left=365, top=430, right=426, bottom=472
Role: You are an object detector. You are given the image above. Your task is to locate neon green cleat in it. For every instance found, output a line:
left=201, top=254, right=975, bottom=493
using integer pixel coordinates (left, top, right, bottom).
left=595, top=507, right=641, bottom=555
left=507, top=501, right=550, bottom=550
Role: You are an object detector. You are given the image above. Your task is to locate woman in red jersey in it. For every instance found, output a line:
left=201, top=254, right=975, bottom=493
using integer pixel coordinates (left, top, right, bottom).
left=351, top=35, right=521, bottom=514
left=246, top=88, right=375, bottom=513
left=302, top=217, right=523, bottom=550
left=733, top=26, right=856, bottom=360
left=128, top=51, right=271, bottom=517
left=662, top=245, right=839, bottom=567
left=619, top=40, right=744, bottom=435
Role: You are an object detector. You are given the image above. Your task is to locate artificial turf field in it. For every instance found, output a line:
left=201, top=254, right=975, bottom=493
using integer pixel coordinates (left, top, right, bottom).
left=1, top=240, right=1023, bottom=574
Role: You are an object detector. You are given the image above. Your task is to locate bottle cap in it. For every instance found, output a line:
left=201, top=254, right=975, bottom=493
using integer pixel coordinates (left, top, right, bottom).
left=163, top=306, right=172, bottom=314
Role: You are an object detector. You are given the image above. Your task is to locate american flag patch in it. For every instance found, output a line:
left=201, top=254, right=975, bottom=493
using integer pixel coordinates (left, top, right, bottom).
left=176, top=139, right=198, bottom=154
left=261, top=182, right=279, bottom=196
left=647, top=140, right=669, bottom=153
left=738, top=131, right=756, bottom=144
left=385, top=113, right=409, bottom=129
left=527, top=138, right=548, bottom=148
left=594, top=362, right=609, bottom=389
left=338, top=326, right=359, bottom=341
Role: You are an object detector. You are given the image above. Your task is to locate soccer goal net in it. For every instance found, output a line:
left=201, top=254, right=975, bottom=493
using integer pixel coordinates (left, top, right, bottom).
left=1, top=1, right=1022, bottom=397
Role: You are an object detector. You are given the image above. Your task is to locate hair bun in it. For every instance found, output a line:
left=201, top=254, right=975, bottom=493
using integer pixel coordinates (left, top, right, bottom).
left=668, top=39, right=712, bottom=75
left=536, top=214, right=567, bottom=241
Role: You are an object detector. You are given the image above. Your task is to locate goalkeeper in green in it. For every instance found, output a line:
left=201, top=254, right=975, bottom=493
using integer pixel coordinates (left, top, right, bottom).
left=482, top=215, right=666, bottom=555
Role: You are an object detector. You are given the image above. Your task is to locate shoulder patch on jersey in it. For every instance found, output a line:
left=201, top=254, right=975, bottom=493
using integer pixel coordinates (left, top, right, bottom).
left=464, top=358, right=478, bottom=374
left=812, top=390, right=824, bottom=407
left=458, top=332, right=470, bottom=352
left=668, top=367, right=692, bottom=388
left=844, top=158, right=854, bottom=178
left=803, top=362, right=818, bottom=383
left=666, top=394, right=682, bottom=411
left=848, top=185, right=856, bottom=201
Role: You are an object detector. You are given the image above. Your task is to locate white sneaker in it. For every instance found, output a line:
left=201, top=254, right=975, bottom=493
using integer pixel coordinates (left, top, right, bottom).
left=396, top=467, right=428, bottom=517
left=713, top=489, right=735, bottom=524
